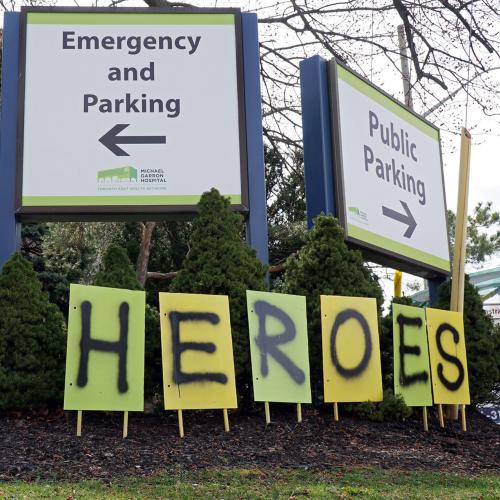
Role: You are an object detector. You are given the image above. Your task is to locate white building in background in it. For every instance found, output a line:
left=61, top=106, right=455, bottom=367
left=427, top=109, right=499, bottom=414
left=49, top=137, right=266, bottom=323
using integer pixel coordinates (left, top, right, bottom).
left=410, top=266, right=500, bottom=316
left=483, top=300, right=500, bottom=325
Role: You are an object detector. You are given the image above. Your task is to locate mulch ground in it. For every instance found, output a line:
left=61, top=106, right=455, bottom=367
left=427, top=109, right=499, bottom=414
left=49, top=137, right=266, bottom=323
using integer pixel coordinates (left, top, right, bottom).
left=0, top=407, right=498, bottom=481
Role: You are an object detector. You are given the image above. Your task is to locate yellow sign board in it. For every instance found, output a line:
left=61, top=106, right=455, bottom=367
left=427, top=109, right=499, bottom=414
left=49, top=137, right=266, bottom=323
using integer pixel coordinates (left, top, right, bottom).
left=159, top=293, right=238, bottom=410
left=321, top=295, right=383, bottom=403
left=426, top=308, right=470, bottom=404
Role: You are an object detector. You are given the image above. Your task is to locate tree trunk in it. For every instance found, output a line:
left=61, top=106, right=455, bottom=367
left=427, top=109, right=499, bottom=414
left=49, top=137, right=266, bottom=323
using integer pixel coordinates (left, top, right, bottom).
left=136, top=221, right=156, bottom=286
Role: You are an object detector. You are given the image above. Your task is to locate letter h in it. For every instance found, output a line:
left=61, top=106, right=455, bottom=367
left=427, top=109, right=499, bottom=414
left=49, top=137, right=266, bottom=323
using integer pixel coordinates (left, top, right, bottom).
left=77, top=301, right=129, bottom=393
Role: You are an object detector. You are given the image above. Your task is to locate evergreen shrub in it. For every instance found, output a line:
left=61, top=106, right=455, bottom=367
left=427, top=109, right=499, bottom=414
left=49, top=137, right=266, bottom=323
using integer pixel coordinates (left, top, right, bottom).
left=348, top=389, right=412, bottom=422
left=170, top=188, right=267, bottom=406
left=0, top=254, right=66, bottom=410
left=94, top=245, right=142, bottom=290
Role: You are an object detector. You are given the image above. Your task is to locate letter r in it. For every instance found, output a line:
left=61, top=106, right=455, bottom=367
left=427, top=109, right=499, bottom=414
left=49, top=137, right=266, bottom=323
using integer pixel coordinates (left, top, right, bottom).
left=253, top=300, right=305, bottom=384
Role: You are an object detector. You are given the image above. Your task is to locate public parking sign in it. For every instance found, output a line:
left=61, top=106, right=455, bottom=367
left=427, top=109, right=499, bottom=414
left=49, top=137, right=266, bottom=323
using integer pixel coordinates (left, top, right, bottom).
left=328, top=59, right=451, bottom=277
left=16, top=7, right=248, bottom=218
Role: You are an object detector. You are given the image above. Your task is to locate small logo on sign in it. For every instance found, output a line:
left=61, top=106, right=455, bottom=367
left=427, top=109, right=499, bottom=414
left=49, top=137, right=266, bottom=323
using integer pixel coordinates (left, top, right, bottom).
left=97, top=166, right=137, bottom=183
left=348, top=206, right=368, bottom=223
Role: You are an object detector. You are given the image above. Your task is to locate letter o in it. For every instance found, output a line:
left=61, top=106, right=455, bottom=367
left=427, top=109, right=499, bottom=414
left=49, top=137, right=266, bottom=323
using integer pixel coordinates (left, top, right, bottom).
left=330, top=309, right=372, bottom=379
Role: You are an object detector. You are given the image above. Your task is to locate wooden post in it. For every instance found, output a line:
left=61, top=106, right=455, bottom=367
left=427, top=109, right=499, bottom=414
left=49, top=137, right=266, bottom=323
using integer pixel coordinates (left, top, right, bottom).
left=76, top=410, right=82, bottom=437
left=438, top=404, right=445, bottom=428
left=264, top=402, right=271, bottom=425
left=333, top=402, right=339, bottom=421
left=449, top=128, right=472, bottom=421
left=297, top=403, right=302, bottom=423
left=450, top=129, right=472, bottom=313
left=177, top=409, right=184, bottom=438
left=422, top=406, right=429, bottom=432
left=461, top=404, right=467, bottom=432
left=123, top=411, right=128, bottom=439
left=223, top=409, right=230, bottom=432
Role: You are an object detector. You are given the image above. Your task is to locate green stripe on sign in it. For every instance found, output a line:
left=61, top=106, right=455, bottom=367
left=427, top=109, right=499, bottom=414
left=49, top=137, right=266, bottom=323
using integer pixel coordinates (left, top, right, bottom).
left=337, top=65, right=439, bottom=141
left=347, top=223, right=450, bottom=272
left=27, top=13, right=235, bottom=25
left=22, top=194, right=242, bottom=206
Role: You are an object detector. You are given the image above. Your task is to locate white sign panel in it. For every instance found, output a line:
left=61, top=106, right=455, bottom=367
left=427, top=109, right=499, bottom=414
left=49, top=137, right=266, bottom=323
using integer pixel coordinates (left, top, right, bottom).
left=329, top=60, right=450, bottom=275
left=19, top=9, right=246, bottom=215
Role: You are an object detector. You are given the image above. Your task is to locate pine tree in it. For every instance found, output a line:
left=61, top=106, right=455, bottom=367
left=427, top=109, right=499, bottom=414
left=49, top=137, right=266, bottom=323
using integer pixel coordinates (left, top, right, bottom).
left=436, top=275, right=500, bottom=403
left=281, top=215, right=384, bottom=399
left=0, top=254, right=66, bottom=410
left=171, top=189, right=267, bottom=404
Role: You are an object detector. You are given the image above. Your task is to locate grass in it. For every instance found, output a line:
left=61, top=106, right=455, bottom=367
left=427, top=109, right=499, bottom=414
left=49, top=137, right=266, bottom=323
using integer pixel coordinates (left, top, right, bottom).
left=0, top=467, right=498, bottom=499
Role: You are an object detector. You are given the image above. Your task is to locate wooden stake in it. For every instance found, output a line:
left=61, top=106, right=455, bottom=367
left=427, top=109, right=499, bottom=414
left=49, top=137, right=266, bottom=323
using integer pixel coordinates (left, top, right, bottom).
left=297, top=403, right=302, bottom=423
left=450, top=129, right=472, bottom=314
left=123, top=411, right=128, bottom=439
left=423, top=406, right=428, bottom=432
left=333, top=402, right=339, bottom=421
left=177, top=409, right=184, bottom=438
left=438, top=404, right=445, bottom=428
left=264, top=402, right=271, bottom=425
left=76, top=410, right=82, bottom=437
left=448, top=128, right=472, bottom=421
left=223, top=409, right=230, bottom=432
left=461, top=405, right=467, bottom=432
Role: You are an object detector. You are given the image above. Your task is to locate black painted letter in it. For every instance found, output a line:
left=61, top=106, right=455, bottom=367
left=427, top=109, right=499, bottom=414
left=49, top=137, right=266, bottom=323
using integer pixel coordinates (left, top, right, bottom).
left=397, top=313, right=428, bottom=386
left=330, top=309, right=372, bottom=379
left=253, top=300, right=305, bottom=384
left=435, top=322, right=465, bottom=391
left=169, top=311, right=228, bottom=385
left=77, top=300, right=129, bottom=393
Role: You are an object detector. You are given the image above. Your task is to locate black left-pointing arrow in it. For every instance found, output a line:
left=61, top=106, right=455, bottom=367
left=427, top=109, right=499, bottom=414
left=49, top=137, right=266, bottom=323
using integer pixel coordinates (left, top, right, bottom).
left=99, top=124, right=166, bottom=156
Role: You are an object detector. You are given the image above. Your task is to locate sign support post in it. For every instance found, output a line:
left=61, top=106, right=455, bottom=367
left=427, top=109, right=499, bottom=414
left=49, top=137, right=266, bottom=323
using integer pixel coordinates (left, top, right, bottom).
left=223, top=409, right=230, bottom=432
left=300, top=56, right=336, bottom=226
left=177, top=409, right=184, bottom=438
left=123, top=411, right=129, bottom=438
left=76, top=410, right=83, bottom=437
left=0, top=12, right=21, bottom=269
left=242, top=12, right=269, bottom=265
left=264, top=401, right=271, bottom=425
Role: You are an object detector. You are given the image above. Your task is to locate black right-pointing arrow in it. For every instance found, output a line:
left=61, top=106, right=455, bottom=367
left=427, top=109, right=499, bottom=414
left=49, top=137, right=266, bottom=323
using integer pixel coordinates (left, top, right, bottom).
left=382, top=201, right=417, bottom=238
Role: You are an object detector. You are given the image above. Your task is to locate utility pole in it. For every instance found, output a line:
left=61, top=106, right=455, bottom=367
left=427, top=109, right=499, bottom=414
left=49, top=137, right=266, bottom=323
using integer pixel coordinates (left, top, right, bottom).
left=397, top=25, right=414, bottom=108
